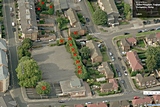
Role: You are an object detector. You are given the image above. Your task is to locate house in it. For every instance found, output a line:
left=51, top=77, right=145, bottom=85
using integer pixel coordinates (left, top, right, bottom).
left=74, top=104, right=84, bottom=107
left=97, top=0, right=120, bottom=26
left=98, top=62, right=114, bottom=79
left=126, top=51, right=143, bottom=71
left=153, top=95, right=160, bottom=104
left=86, top=40, right=103, bottom=63
left=110, top=100, right=130, bottom=107
left=156, top=32, right=160, bottom=42
left=136, top=74, right=157, bottom=87
left=121, top=39, right=130, bottom=51
left=66, top=8, right=87, bottom=36
left=126, top=37, right=137, bottom=46
left=0, top=40, right=9, bottom=92
left=17, top=0, right=38, bottom=40
left=132, top=97, right=152, bottom=107
left=59, top=76, right=86, bottom=97
left=87, top=103, right=108, bottom=107
left=54, top=0, right=69, bottom=12
left=100, top=79, right=118, bottom=93
left=0, top=39, right=7, bottom=52
left=145, top=33, right=157, bottom=46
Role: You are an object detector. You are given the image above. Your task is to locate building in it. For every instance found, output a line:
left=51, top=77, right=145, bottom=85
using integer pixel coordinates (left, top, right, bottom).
left=132, top=97, right=152, bottom=107
left=86, top=40, right=103, bottom=63
left=110, top=100, right=130, bottom=107
left=98, top=62, right=114, bottom=79
left=136, top=74, right=157, bottom=87
left=74, top=104, right=84, bottom=107
left=59, top=76, right=86, bottom=97
left=0, top=39, right=9, bottom=92
left=54, top=0, right=69, bottom=12
left=126, top=37, right=137, bottom=46
left=17, top=0, right=38, bottom=40
left=153, top=95, right=160, bottom=104
left=66, top=8, right=87, bottom=36
left=100, top=79, right=118, bottom=93
left=126, top=51, right=143, bottom=71
left=97, top=0, right=120, bottom=26
left=87, top=103, right=108, bottom=107
left=121, top=37, right=137, bottom=51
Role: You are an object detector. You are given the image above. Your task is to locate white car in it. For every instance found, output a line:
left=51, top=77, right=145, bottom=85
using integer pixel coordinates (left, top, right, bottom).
left=124, top=71, right=128, bottom=76
left=10, top=7, right=13, bottom=12
left=109, top=52, right=113, bottom=56
left=12, top=22, right=15, bottom=26
left=102, top=100, right=109, bottom=103
left=85, top=102, right=92, bottom=105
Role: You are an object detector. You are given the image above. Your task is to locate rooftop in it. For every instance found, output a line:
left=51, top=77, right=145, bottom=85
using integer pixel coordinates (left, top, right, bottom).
left=66, top=8, right=79, bottom=25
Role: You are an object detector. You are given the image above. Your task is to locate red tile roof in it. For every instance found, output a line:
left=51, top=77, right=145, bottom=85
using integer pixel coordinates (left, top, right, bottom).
left=87, top=103, right=107, bottom=107
left=75, top=104, right=84, bottom=107
left=153, top=95, right=160, bottom=101
left=127, top=37, right=137, bottom=43
left=156, top=33, right=160, bottom=38
left=132, top=97, right=152, bottom=105
left=109, top=79, right=118, bottom=88
left=126, top=51, right=143, bottom=71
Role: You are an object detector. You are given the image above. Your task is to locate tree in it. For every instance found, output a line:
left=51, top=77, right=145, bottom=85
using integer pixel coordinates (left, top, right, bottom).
left=70, top=32, right=80, bottom=39
left=19, top=56, right=31, bottom=63
left=124, top=3, right=131, bottom=16
left=80, top=47, right=90, bottom=59
left=39, top=0, right=46, bottom=10
left=48, top=3, right=54, bottom=15
left=126, top=11, right=131, bottom=21
left=93, top=9, right=107, bottom=25
left=16, top=59, right=42, bottom=87
left=36, top=81, right=51, bottom=95
left=22, top=38, right=33, bottom=49
left=17, top=46, right=31, bottom=59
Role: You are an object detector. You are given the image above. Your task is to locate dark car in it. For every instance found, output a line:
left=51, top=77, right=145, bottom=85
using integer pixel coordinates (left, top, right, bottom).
left=150, top=28, right=155, bottom=31
left=38, top=27, right=45, bottom=30
left=143, top=21, right=147, bottom=25
left=124, top=32, right=130, bottom=35
left=138, top=30, right=142, bottom=33
left=122, top=66, right=125, bottom=70
left=118, top=72, right=122, bottom=77
left=146, top=20, right=151, bottom=24
left=121, top=80, right=125, bottom=84
left=12, top=28, right=16, bottom=32
left=10, top=13, right=14, bottom=17
left=118, top=57, right=121, bottom=60
left=86, top=18, right=90, bottom=22
left=58, top=100, right=65, bottom=103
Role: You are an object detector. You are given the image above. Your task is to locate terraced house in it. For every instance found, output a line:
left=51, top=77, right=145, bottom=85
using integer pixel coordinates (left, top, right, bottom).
left=17, top=0, right=38, bottom=40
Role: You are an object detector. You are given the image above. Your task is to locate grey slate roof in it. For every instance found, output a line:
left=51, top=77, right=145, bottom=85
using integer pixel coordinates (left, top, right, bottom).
left=101, top=83, right=113, bottom=89
left=121, top=39, right=130, bottom=47
left=66, top=8, right=79, bottom=25
left=99, top=0, right=119, bottom=15
left=54, top=0, right=69, bottom=11
left=110, top=100, right=130, bottom=107
left=102, top=62, right=114, bottom=77
left=0, top=49, right=7, bottom=67
left=18, top=0, right=38, bottom=34
left=0, top=39, right=7, bottom=50
left=0, top=66, right=8, bottom=80
left=86, top=40, right=102, bottom=59
left=136, top=74, right=157, bottom=84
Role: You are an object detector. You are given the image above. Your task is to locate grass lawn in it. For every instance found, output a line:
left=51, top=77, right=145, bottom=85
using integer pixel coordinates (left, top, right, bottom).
left=113, top=35, right=132, bottom=41
left=136, top=30, right=160, bottom=37
left=102, top=52, right=109, bottom=62
left=138, top=53, right=146, bottom=59
left=137, top=39, right=145, bottom=48
left=132, top=47, right=145, bottom=53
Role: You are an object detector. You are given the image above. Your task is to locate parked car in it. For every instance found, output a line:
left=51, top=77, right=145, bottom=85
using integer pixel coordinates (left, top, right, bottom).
left=86, top=18, right=90, bottom=22
left=146, top=20, right=151, bottom=24
left=156, top=27, right=160, bottom=30
left=58, top=100, right=65, bottom=103
left=118, top=72, right=122, bottom=77
left=10, top=7, right=13, bottom=12
left=143, top=29, right=148, bottom=32
left=150, top=28, right=155, bottom=31
left=118, top=57, right=121, bottom=60
left=124, top=32, right=130, bottom=35
left=12, top=27, right=16, bottom=32
left=122, top=66, right=125, bottom=70
left=124, top=71, right=128, bottom=76
left=111, top=56, right=115, bottom=61
left=134, top=96, right=139, bottom=99
left=10, top=13, right=14, bottom=17
left=85, top=102, right=92, bottom=105
left=138, top=30, right=142, bottom=33
left=109, top=52, right=113, bottom=56
left=12, top=22, right=16, bottom=26
left=121, top=80, right=125, bottom=84
left=102, top=100, right=109, bottom=103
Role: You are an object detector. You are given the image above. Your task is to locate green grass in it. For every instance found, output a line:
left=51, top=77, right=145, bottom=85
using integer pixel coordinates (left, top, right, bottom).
left=110, top=64, right=117, bottom=77
left=86, top=0, right=95, bottom=15
left=132, top=48, right=145, bottom=53
left=102, top=52, right=109, bottom=62
left=116, top=40, right=121, bottom=47
left=137, top=39, right=145, bottom=48
left=138, top=53, right=146, bottom=59
left=119, top=21, right=129, bottom=25
left=136, top=30, right=160, bottom=37
left=113, top=35, right=132, bottom=41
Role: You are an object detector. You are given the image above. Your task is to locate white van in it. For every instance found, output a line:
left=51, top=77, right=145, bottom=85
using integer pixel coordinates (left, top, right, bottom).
left=12, top=22, right=15, bottom=26
left=10, top=7, right=13, bottom=12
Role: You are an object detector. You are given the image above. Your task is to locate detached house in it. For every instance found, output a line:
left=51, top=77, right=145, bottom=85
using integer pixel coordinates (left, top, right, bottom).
left=17, top=0, right=38, bottom=40
left=97, top=0, right=120, bottom=26
left=136, top=74, right=157, bottom=87
left=86, top=40, right=103, bottom=63
left=121, top=37, right=137, bottom=51
left=145, top=33, right=160, bottom=46
left=100, top=79, right=118, bottom=93
left=132, top=97, right=152, bottom=107
left=66, top=8, right=86, bottom=36
left=98, top=62, right=114, bottom=79
left=126, top=51, right=143, bottom=71
left=110, top=100, right=130, bottom=107
left=0, top=39, right=9, bottom=92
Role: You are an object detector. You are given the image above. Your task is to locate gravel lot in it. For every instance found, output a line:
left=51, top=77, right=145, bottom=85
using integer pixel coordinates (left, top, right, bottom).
left=32, top=46, right=76, bottom=83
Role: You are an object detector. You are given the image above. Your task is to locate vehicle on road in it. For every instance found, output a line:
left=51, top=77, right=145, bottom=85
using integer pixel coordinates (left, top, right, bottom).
left=86, top=18, right=90, bottom=22
left=85, top=102, right=92, bottom=105
left=121, top=80, right=125, bottom=84
left=122, top=66, right=125, bottom=70
left=138, top=30, right=142, bottom=33
left=156, top=27, right=160, bottom=30
left=150, top=28, right=155, bottom=31
left=12, top=28, right=16, bottom=32
left=118, top=72, right=122, bottom=77
left=12, top=22, right=15, bottom=27
left=111, top=56, right=115, bottom=61
left=10, top=7, right=13, bottom=12
left=102, top=100, right=109, bottom=103
left=118, top=57, right=121, bottom=60
left=124, top=71, right=128, bottom=76
left=124, top=32, right=130, bottom=35
left=58, top=100, right=65, bottom=103
left=109, top=52, right=113, bottom=56
left=134, top=96, right=139, bottom=99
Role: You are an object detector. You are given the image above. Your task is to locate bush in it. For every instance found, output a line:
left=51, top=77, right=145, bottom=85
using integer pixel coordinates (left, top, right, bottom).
left=86, top=35, right=93, bottom=40
left=131, top=71, right=138, bottom=77
left=86, top=0, right=94, bottom=14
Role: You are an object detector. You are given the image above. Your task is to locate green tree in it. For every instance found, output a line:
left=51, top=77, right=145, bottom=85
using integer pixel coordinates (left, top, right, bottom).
left=124, top=3, right=131, bottom=16
left=17, top=46, right=31, bottom=59
left=80, top=47, right=90, bottom=59
left=22, top=38, right=33, bottom=49
left=126, top=11, right=131, bottom=21
left=70, top=33, right=81, bottom=39
left=39, top=0, right=47, bottom=10
left=16, top=59, right=42, bottom=87
left=36, top=81, right=51, bottom=95
left=48, top=3, right=54, bottom=15
left=56, top=17, right=69, bottom=30
left=93, top=9, right=107, bottom=25
left=19, top=56, right=31, bottom=63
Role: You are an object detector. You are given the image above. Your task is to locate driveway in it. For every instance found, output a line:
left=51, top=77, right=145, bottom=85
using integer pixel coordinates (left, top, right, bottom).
left=32, top=46, right=76, bottom=83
